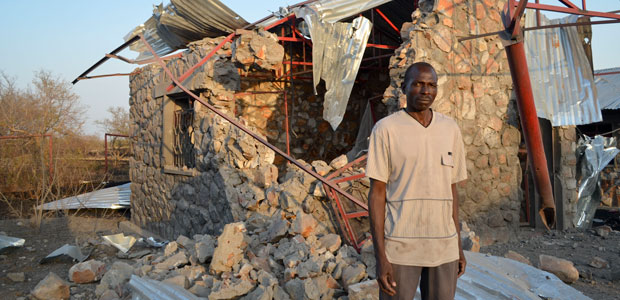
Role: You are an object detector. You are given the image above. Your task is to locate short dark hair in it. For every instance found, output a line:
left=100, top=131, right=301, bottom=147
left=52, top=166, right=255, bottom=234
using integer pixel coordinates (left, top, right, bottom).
left=401, top=62, right=436, bottom=92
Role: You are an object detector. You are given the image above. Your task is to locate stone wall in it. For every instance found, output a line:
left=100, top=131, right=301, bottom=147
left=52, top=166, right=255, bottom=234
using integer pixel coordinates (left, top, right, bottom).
left=556, top=126, right=579, bottom=228
left=382, top=0, right=521, bottom=244
left=128, top=30, right=364, bottom=239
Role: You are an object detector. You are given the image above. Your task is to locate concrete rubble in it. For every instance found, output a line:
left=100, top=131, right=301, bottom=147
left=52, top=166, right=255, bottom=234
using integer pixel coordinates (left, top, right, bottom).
left=31, top=272, right=70, bottom=300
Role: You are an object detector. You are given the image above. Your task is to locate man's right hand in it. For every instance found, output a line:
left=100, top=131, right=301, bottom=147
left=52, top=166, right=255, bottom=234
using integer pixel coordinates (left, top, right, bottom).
left=377, top=257, right=397, bottom=296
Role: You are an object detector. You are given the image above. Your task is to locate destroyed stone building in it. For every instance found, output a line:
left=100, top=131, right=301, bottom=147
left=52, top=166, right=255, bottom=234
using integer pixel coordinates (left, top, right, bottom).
left=128, top=0, right=582, bottom=246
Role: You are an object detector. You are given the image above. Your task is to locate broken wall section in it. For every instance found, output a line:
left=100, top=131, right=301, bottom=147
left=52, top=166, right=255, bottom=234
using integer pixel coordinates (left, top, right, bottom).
left=129, top=31, right=342, bottom=239
left=383, top=0, right=521, bottom=244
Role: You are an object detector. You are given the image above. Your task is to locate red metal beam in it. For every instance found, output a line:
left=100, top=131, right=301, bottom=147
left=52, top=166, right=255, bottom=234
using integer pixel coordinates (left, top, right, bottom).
left=558, top=0, right=579, bottom=10
left=264, top=14, right=297, bottom=31
left=374, top=8, right=400, bottom=34
left=504, top=5, right=556, bottom=229
left=367, top=43, right=398, bottom=50
left=518, top=1, right=620, bottom=20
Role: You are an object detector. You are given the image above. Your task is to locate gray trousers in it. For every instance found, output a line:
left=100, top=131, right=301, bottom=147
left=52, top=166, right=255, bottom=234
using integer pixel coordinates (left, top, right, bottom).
left=379, top=260, right=458, bottom=300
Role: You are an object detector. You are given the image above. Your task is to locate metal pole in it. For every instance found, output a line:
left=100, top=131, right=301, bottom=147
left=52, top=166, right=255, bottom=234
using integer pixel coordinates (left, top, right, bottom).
left=505, top=41, right=556, bottom=229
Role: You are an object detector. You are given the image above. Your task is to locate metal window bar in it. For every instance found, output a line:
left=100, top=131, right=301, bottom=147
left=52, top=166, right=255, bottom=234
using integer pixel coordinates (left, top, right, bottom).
left=173, top=103, right=196, bottom=169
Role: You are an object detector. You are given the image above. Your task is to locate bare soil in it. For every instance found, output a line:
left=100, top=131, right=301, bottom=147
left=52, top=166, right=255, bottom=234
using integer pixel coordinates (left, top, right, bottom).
left=0, top=215, right=128, bottom=300
left=481, top=225, right=620, bottom=300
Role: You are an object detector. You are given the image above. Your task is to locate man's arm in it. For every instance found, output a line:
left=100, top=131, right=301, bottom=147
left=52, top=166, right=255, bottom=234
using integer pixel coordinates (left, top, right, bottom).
left=369, top=179, right=396, bottom=295
left=452, top=183, right=466, bottom=277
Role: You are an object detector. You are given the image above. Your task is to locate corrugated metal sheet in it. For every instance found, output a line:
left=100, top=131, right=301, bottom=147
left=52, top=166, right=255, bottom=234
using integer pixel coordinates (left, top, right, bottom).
left=39, top=183, right=131, bottom=210
left=258, top=0, right=393, bottom=28
left=594, top=68, right=620, bottom=110
left=126, top=0, right=248, bottom=60
left=524, top=10, right=602, bottom=126
left=297, top=7, right=372, bottom=130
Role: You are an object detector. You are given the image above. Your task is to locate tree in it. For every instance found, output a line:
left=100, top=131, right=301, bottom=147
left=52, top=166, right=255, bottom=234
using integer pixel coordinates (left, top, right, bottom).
left=0, top=70, right=85, bottom=136
left=96, top=106, right=130, bottom=136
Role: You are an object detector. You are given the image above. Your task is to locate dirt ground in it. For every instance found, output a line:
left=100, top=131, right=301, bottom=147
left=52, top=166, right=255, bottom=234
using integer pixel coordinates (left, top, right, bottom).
left=0, top=214, right=128, bottom=300
left=481, top=218, right=620, bottom=299
left=2, top=212, right=620, bottom=299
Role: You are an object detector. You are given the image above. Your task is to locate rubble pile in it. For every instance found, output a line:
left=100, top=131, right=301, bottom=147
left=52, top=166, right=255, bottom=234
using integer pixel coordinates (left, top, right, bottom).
left=51, top=221, right=380, bottom=300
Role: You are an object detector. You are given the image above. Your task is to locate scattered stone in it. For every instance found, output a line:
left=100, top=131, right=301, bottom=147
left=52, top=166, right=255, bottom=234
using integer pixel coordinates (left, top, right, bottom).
left=329, top=154, right=348, bottom=170
left=359, top=241, right=376, bottom=279
left=347, top=280, right=379, bottom=300
left=155, top=251, right=189, bottom=270
left=128, top=249, right=151, bottom=259
left=7, top=272, right=25, bottom=282
left=209, top=278, right=255, bottom=299
left=589, top=257, right=609, bottom=269
left=99, top=289, right=120, bottom=300
left=290, top=211, right=318, bottom=238
left=95, top=262, right=134, bottom=297
left=319, top=234, right=342, bottom=253
left=538, top=254, right=579, bottom=283
left=594, top=225, right=612, bottom=238
left=163, top=275, right=190, bottom=289
left=312, top=160, right=333, bottom=176
left=210, top=222, right=249, bottom=274
left=504, top=251, right=532, bottom=266
left=69, top=260, right=106, bottom=283
left=164, top=241, right=178, bottom=256
left=196, top=236, right=216, bottom=264
left=176, top=235, right=194, bottom=249
left=31, top=272, right=70, bottom=300
left=341, top=263, right=367, bottom=289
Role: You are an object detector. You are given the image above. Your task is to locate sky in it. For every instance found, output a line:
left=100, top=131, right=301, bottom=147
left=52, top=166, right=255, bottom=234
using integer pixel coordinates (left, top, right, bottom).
left=0, top=0, right=619, bottom=136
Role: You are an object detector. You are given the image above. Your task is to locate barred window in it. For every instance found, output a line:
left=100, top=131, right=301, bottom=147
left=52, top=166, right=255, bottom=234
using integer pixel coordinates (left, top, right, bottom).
left=162, top=95, right=196, bottom=174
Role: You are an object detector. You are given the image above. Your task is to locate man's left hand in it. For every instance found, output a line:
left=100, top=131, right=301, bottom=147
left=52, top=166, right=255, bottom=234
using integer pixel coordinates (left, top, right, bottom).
left=457, top=253, right=467, bottom=277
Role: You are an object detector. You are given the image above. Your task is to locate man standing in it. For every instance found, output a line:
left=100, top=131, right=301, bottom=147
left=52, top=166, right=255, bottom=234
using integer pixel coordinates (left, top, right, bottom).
left=367, top=62, right=467, bottom=300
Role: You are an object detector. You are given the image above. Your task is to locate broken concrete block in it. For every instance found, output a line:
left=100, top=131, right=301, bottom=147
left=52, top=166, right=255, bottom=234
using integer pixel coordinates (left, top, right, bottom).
left=589, top=256, right=609, bottom=269
left=155, top=251, right=189, bottom=270
left=210, top=222, right=249, bottom=274
left=164, top=241, right=178, bottom=257
left=347, top=280, right=379, bottom=300
left=504, top=250, right=532, bottom=266
left=319, top=234, right=342, bottom=253
left=189, top=280, right=212, bottom=297
left=284, top=278, right=320, bottom=300
left=311, top=160, right=333, bottom=176
left=7, top=272, right=25, bottom=282
left=329, top=154, right=348, bottom=169
left=342, top=263, right=367, bottom=289
left=95, top=261, right=134, bottom=297
left=360, top=241, right=377, bottom=279
left=32, top=272, right=70, bottom=300
left=290, top=211, right=318, bottom=238
left=209, top=278, right=256, bottom=300
left=163, top=275, right=190, bottom=289
left=539, top=254, right=579, bottom=284
left=176, top=235, right=194, bottom=249
left=312, top=183, right=326, bottom=197
left=196, top=235, right=216, bottom=264
left=241, top=285, right=273, bottom=300
left=265, top=214, right=289, bottom=243
left=254, top=164, right=278, bottom=188
left=68, top=259, right=106, bottom=283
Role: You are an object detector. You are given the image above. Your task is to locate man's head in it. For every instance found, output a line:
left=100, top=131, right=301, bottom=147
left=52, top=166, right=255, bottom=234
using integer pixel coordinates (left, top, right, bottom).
left=401, top=62, right=438, bottom=112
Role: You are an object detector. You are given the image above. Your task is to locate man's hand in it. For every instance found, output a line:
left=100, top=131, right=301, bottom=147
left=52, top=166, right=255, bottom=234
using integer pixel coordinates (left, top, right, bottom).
left=377, top=257, right=397, bottom=295
left=457, top=252, right=467, bottom=277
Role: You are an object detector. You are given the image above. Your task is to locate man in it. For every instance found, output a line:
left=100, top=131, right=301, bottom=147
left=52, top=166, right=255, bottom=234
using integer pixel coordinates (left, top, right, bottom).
left=366, top=62, right=467, bottom=300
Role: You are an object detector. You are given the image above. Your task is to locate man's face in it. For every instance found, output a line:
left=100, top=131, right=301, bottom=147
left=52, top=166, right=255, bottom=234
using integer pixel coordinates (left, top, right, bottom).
left=405, top=66, right=438, bottom=112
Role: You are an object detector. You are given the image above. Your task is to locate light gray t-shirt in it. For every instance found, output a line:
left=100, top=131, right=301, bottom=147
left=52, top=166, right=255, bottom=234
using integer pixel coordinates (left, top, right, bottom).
left=366, top=110, right=467, bottom=267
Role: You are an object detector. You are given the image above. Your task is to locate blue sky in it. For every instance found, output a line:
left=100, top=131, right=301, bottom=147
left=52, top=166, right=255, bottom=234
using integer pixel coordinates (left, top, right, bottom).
left=0, top=0, right=618, bottom=136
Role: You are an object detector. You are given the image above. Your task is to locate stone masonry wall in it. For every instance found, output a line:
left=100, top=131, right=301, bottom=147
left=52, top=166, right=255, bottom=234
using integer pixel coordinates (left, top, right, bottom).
left=129, top=31, right=344, bottom=239
left=556, top=126, right=579, bottom=228
left=383, top=0, right=521, bottom=244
